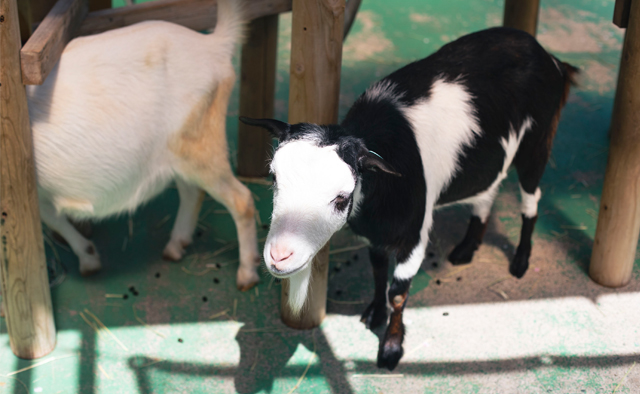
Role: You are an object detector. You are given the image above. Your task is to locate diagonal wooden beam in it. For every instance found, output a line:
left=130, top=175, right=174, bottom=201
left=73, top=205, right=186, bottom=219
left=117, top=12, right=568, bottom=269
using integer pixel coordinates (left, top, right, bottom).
left=20, top=0, right=88, bottom=85
left=614, top=0, right=632, bottom=28
left=21, top=0, right=292, bottom=85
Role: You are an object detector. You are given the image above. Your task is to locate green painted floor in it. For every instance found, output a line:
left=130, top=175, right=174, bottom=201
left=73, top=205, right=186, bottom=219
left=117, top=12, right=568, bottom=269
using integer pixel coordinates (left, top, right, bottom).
left=3, top=0, right=640, bottom=393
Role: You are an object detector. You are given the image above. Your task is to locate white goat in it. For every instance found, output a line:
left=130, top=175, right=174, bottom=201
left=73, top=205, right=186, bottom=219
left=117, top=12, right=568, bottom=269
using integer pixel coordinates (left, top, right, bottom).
left=27, top=0, right=260, bottom=290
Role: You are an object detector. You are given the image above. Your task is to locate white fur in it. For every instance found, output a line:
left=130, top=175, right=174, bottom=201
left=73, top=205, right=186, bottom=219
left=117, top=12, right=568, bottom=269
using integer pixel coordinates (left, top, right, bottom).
left=363, top=80, right=403, bottom=104
left=394, top=79, right=480, bottom=280
left=27, top=1, right=260, bottom=287
left=265, top=138, right=356, bottom=313
left=520, top=186, right=542, bottom=218
left=451, top=116, right=534, bottom=222
left=287, top=264, right=313, bottom=315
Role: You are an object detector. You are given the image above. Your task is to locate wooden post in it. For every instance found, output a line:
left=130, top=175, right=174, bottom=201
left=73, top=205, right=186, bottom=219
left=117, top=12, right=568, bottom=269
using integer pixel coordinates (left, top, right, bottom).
left=589, top=0, right=640, bottom=288
left=281, top=243, right=330, bottom=329
left=237, top=14, right=278, bottom=178
left=281, top=0, right=344, bottom=329
left=17, top=0, right=33, bottom=43
left=503, top=0, right=540, bottom=36
left=0, top=0, right=56, bottom=358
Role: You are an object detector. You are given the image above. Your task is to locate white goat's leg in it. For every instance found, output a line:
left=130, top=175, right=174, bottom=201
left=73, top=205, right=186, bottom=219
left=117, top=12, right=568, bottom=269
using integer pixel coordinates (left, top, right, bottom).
left=40, top=200, right=101, bottom=276
left=163, top=178, right=205, bottom=261
left=205, top=174, right=260, bottom=291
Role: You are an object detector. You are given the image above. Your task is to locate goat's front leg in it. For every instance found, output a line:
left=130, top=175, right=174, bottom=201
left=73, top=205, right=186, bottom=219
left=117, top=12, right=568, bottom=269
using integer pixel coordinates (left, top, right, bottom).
left=361, top=247, right=389, bottom=329
left=377, top=243, right=425, bottom=371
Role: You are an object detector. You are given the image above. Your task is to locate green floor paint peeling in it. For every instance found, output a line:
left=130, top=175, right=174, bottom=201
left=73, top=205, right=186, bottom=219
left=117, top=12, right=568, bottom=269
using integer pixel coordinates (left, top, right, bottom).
left=3, top=0, right=640, bottom=393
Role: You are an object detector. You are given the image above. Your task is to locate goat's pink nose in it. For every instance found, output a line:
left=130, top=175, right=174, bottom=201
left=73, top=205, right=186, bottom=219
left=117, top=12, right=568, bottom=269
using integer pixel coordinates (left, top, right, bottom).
left=270, top=244, right=293, bottom=269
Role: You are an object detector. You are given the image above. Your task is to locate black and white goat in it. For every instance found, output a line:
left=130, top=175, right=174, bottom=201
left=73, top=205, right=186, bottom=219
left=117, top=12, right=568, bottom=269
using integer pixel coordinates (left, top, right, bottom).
left=241, top=27, right=577, bottom=370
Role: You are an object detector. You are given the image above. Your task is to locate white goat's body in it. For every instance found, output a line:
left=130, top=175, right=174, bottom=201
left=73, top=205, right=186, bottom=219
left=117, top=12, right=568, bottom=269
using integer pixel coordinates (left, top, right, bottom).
left=29, top=21, right=230, bottom=219
left=29, top=2, right=261, bottom=289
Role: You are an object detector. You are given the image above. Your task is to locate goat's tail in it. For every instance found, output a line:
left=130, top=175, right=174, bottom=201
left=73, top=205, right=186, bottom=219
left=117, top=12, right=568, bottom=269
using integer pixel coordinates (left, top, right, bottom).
left=209, top=0, right=247, bottom=57
left=556, top=57, right=580, bottom=108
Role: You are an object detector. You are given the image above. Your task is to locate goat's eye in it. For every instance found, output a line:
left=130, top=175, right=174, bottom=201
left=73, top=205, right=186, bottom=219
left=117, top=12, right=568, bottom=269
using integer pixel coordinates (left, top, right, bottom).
left=332, top=194, right=351, bottom=213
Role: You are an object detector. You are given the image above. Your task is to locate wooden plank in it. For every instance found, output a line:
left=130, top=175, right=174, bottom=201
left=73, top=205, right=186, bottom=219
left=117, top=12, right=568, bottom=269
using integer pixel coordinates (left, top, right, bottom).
left=88, top=0, right=110, bottom=12
left=20, top=0, right=89, bottom=85
left=503, top=0, right=540, bottom=36
left=77, top=0, right=292, bottom=37
left=614, top=0, right=632, bottom=28
left=237, top=14, right=278, bottom=178
left=0, top=0, right=56, bottom=359
left=281, top=0, right=345, bottom=330
left=590, top=0, right=640, bottom=288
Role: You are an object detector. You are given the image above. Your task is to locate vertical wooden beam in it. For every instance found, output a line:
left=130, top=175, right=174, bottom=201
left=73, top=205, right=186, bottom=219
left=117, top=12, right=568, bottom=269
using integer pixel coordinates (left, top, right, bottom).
left=589, top=0, right=640, bottom=288
left=0, top=0, right=56, bottom=358
left=17, top=0, right=33, bottom=43
left=503, top=0, right=540, bottom=36
left=237, top=14, right=278, bottom=178
left=281, top=0, right=344, bottom=329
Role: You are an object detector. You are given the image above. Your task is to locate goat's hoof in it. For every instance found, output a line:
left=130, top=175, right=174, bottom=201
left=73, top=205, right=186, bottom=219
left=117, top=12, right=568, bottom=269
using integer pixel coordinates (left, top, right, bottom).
left=162, top=239, right=188, bottom=262
left=361, top=301, right=387, bottom=329
left=377, top=336, right=404, bottom=371
left=236, top=267, right=260, bottom=291
left=509, top=248, right=530, bottom=279
left=448, top=242, right=478, bottom=265
left=79, top=252, right=102, bottom=277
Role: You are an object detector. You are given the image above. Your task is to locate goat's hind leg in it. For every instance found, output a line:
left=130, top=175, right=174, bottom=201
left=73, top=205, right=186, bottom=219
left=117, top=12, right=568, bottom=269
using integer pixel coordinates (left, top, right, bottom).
left=40, top=200, right=101, bottom=276
left=512, top=135, right=549, bottom=278
left=204, top=174, right=260, bottom=291
left=449, top=191, right=495, bottom=265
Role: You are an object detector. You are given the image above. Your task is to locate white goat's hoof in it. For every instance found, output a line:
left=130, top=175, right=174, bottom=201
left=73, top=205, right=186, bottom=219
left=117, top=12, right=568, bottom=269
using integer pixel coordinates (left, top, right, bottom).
left=162, top=238, right=190, bottom=261
left=236, top=265, right=260, bottom=291
left=79, top=246, right=102, bottom=277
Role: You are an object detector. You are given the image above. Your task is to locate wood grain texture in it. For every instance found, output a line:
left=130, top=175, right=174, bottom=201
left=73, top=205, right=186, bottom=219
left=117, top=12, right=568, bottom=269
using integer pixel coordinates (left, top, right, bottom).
left=20, top=0, right=89, bottom=85
left=503, top=0, right=540, bottom=36
left=77, top=0, right=292, bottom=36
left=614, top=0, right=632, bottom=28
left=237, top=15, right=278, bottom=178
left=281, top=0, right=344, bottom=329
left=590, top=0, right=640, bottom=288
left=0, top=0, right=56, bottom=359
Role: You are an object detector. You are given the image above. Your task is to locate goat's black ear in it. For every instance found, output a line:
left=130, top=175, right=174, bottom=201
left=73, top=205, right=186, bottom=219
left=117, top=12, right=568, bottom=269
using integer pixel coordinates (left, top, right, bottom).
left=239, top=117, right=290, bottom=140
left=359, top=150, right=402, bottom=177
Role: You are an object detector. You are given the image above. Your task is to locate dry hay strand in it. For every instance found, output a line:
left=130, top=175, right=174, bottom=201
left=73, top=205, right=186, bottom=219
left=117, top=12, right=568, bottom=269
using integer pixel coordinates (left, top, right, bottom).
left=286, top=330, right=317, bottom=394
left=84, top=308, right=129, bottom=351
left=327, top=298, right=365, bottom=304
left=132, top=305, right=166, bottom=338
left=328, top=244, right=367, bottom=255
left=237, top=176, right=273, bottom=186
left=7, top=353, right=78, bottom=376
left=209, top=309, right=229, bottom=319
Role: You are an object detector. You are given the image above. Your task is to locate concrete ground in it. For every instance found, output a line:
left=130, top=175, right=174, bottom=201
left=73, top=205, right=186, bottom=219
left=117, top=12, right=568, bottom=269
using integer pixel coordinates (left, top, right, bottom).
left=2, top=0, right=639, bottom=393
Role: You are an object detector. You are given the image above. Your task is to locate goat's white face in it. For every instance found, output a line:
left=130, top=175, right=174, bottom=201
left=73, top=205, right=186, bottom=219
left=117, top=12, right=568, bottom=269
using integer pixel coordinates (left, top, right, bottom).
left=265, top=139, right=356, bottom=313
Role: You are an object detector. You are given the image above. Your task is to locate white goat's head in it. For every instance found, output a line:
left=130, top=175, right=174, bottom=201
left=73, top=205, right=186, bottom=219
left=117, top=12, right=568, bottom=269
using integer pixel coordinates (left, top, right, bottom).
left=240, top=117, right=400, bottom=314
